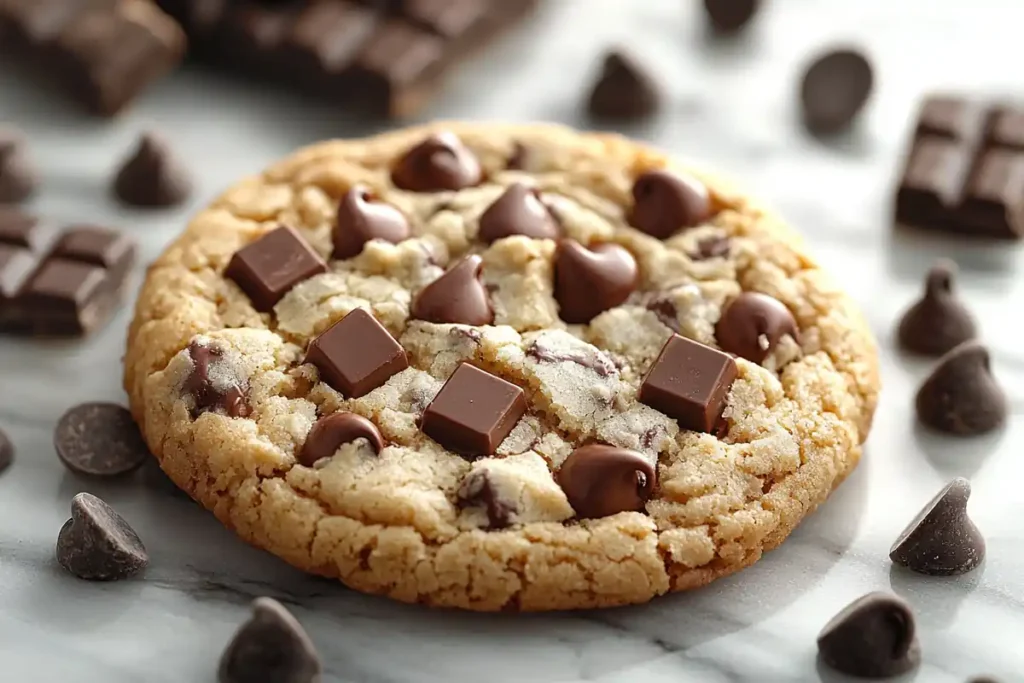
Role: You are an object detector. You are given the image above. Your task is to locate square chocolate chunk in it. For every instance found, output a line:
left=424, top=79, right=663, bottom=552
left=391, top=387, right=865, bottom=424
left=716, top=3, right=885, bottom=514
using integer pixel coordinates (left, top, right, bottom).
left=225, top=225, right=327, bottom=312
left=53, top=226, right=136, bottom=278
left=305, top=308, right=409, bottom=398
left=639, top=334, right=737, bottom=434
left=421, top=363, right=527, bottom=459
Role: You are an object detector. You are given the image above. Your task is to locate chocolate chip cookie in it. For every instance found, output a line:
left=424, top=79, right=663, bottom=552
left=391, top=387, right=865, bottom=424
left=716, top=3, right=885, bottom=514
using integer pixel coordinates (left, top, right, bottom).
left=124, top=123, right=879, bottom=611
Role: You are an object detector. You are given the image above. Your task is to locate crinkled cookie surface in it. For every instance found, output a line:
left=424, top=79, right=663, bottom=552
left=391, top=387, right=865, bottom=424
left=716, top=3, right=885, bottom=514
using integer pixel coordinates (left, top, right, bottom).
left=124, top=122, right=879, bottom=611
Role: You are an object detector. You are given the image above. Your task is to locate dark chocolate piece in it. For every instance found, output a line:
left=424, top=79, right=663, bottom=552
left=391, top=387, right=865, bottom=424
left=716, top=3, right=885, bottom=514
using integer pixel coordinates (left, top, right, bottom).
left=391, top=132, right=482, bottom=192
left=225, top=226, right=327, bottom=313
left=112, top=131, right=193, bottom=207
left=557, top=444, right=656, bottom=519
left=554, top=239, right=638, bottom=324
left=478, top=183, right=559, bottom=244
left=457, top=468, right=514, bottom=529
left=916, top=341, right=1006, bottom=435
left=0, top=427, right=13, bottom=475
left=897, top=260, right=977, bottom=356
left=702, top=0, right=760, bottom=33
left=279, top=1, right=377, bottom=91
left=896, top=96, right=1024, bottom=238
left=715, top=292, right=799, bottom=364
left=219, top=597, right=321, bottom=683
left=890, top=477, right=985, bottom=576
left=305, top=308, right=409, bottom=397
left=55, top=492, right=148, bottom=581
left=817, top=592, right=921, bottom=679
left=333, top=185, right=410, bottom=260
left=421, top=362, right=526, bottom=458
left=586, top=49, right=661, bottom=121
left=629, top=170, right=711, bottom=239
left=299, top=412, right=384, bottom=466
left=639, top=334, right=737, bottom=433
left=411, top=254, right=493, bottom=325
left=0, top=208, right=49, bottom=249
left=0, top=128, right=37, bottom=204
left=799, top=48, right=874, bottom=135
left=54, top=403, right=149, bottom=477
left=184, top=339, right=251, bottom=419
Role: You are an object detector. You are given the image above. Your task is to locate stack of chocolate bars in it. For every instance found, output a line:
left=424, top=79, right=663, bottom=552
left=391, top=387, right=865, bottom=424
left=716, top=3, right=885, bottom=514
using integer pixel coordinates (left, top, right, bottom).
left=0, top=0, right=540, bottom=118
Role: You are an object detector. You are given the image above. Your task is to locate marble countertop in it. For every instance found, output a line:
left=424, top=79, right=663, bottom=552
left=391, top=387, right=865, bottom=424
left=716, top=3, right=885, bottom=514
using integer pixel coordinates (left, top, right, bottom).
left=2, top=1, right=1023, bottom=681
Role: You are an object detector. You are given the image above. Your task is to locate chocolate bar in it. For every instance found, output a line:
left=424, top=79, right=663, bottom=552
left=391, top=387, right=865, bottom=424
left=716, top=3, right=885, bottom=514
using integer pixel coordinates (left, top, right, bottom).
left=895, top=96, right=1024, bottom=239
left=0, top=209, right=136, bottom=335
left=0, top=0, right=185, bottom=116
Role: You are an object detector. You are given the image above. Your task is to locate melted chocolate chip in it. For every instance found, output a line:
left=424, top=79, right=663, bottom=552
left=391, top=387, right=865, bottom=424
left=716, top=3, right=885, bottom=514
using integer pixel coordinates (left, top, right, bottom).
left=457, top=469, right=514, bottom=529
left=332, top=186, right=410, bottom=260
left=691, top=234, right=731, bottom=260
left=817, top=592, right=921, bottom=678
left=526, top=339, right=617, bottom=378
left=506, top=142, right=528, bottom=170
left=715, top=292, right=800, bottom=364
left=916, top=341, right=1006, bottom=435
left=554, top=239, right=638, bottom=324
left=411, top=254, right=494, bottom=325
left=629, top=170, right=711, bottom=239
left=391, top=132, right=482, bottom=192
left=183, top=340, right=251, bottom=418
left=477, top=183, right=560, bottom=244
left=645, top=295, right=680, bottom=332
left=897, top=260, right=977, bottom=356
left=890, top=477, right=985, bottom=576
left=557, top=444, right=656, bottom=519
left=299, top=412, right=384, bottom=467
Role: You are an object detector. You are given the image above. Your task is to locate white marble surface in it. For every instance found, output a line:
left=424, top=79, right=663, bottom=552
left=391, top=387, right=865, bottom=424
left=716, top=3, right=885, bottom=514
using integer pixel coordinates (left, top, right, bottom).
left=1, top=1, right=1023, bottom=681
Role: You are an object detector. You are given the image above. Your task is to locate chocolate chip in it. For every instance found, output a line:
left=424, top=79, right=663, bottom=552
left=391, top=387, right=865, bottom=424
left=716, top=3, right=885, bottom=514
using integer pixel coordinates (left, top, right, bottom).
left=916, top=341, right=1006, bottom=435
left=55, top=493, right=148, bottom=581
left=112, top=131, right=193, bottom=207
left=557, top=444, right=656, bottom=519
left=184, top=340, right=251, bottom=419
left=332, top=185, right=410, bottom=260
left=703, top=0, right=760, bottom=34
left=219, top=597, right=321, bottom=683
left=586, top=49, right=661, bottom=121
left=411, top=254, right=494, bottom=325
left=0, top=427, right=13, bottom=474
left=817, top=592, right=921, bottom=679
left=715, top=292, right=799, bottom=364
left=897, top=260, right=977, bottom=356
left=645, top=295, right=680, bottom=332
left=421, top=363, right=527, bottom=459
left=554, top=239, right=638, bottom=324
left=629, top=170, right=711, bottom=239
left=478, top=183, right=559, bottom=244
left=391, top=132, right=482, bottom=192
left=305, top=308, right=409, bottom=398
left=690, top=234, right=731, bottom=260
left=0, top=128, right=37, bottom=204
left=299, top=412, right=384, bottom=467
left=225, top=226, right=327, bottom=312
left=800, top=48, right=874, bottom=135
left=639, top=334, right=737, bottom=433
left=506, top=142, right=528, bottom=170
left=526, top=338, right=617, bottom=378
left=457, top=469, right=514, bottom=528
left=890, top=477, right=985, bottom=576
left=54, top=403, right=149, bottom=477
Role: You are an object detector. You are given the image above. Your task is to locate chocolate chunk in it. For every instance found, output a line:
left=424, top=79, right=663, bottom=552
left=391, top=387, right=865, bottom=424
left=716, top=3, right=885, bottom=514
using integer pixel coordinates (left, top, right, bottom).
left=305, top=308, right=409, bottom=398
left=702, top=0, right=760, bottom=33
left=278, top=1, right=377, bottom=89
left=219, top=597, right=321, bottom=683
left=586, top=49, right=661, bottom=121
left=54, top=403, right=149, bottom=477
left=0, top=209, right=46, bottom=248
left=916, top=341, right=1006, bottom=435
left=690, top=234, right=731, bottom=260
left=554, top=239, right=638, bottom=324
left=557, top=444, right=656, bottom=519
left=800, top=48, right=874, bottom=135
left=55, top=492, right=148, bottom=581
left=112, top=131, right=193, bottom=207
left=457, top=469, right=514, bottom=528
left=225, top=226, right=327, bottom=312
left=391, top=132, right=482, bottom=192
left=184, top=340, right=251, bottom=419
left=897, top=260, right=977, bottom=355
left=639, top=334, right=737, bottom=433
left=332, top=185, right=410, bottom=260
left=890, top=477, right=985, bottom=576
left=421, top=363, right=527, bottom=458
left=348, top=19, right=446, bottom=117
left=411, top=254, right=493, bottom=325
left=715, top=292, right=799, bottom=364
left=299, top=412, right=384, bottom=466
left=817, top=592, right=921, bottom=678
left=629, top=170, right=711, bottom=239
left=478, top=183, right=560, bottom=244
left=0, top=129, right=37, bottom=204
left=0, top=427, right=13, bottom=475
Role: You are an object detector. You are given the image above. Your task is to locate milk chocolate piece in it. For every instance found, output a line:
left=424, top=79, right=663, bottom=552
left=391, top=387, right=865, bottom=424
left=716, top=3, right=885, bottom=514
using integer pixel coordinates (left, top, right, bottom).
left=333, top=186, right=410, bottom=260
left=299, top=412, right=384, bottom=466
left=225, top=226, right=327, bottom=313
left=477, top=183, right=559, bottom=244
left=411, top=254, right=493, bottom=325
left=629, top=170, right=711, bottom=239
left=183, top=339, right=251, bottom=419
left=715, top=292, right=799, bottom=364
left=305, top=308, right=409, bottom=398
left=391, top=132, right=482, bottom=192
left=553, top=240, right=638, bottom=324
left=557, top=445, right=656, bottom=519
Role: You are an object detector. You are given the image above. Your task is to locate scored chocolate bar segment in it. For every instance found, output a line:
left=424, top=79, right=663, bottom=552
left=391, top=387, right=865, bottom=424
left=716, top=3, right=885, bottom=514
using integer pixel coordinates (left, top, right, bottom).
left=896, top=96, right=1024, bottom=239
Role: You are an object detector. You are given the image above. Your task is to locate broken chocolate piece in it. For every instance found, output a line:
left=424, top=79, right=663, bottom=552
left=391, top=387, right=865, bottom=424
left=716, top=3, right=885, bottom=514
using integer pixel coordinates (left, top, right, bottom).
left=305, top=308, right=409, bottom=398
left=890, top=477, right=985, bottom=576
left=897, top=260, right=977, bottom=356
left=817, top=592, right=921, bottom=678
left=299, top=412, right=384, bottom=466
left=916, top=341, right=1006, bottom=435
left=557, top=444, right=656, bottom=519
left=55, top=492, right=148, bottom=581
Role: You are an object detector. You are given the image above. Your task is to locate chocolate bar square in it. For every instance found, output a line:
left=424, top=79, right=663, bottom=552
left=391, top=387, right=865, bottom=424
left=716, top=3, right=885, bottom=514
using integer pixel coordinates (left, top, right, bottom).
left=304, top=308, right=409, bottom=398
left=225, top=226, right=327, bottom=313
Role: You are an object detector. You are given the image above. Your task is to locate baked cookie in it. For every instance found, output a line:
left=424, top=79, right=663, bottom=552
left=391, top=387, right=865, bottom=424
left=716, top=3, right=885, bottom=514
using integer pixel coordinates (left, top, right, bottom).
left=124, top=123, right=879, bottom=611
